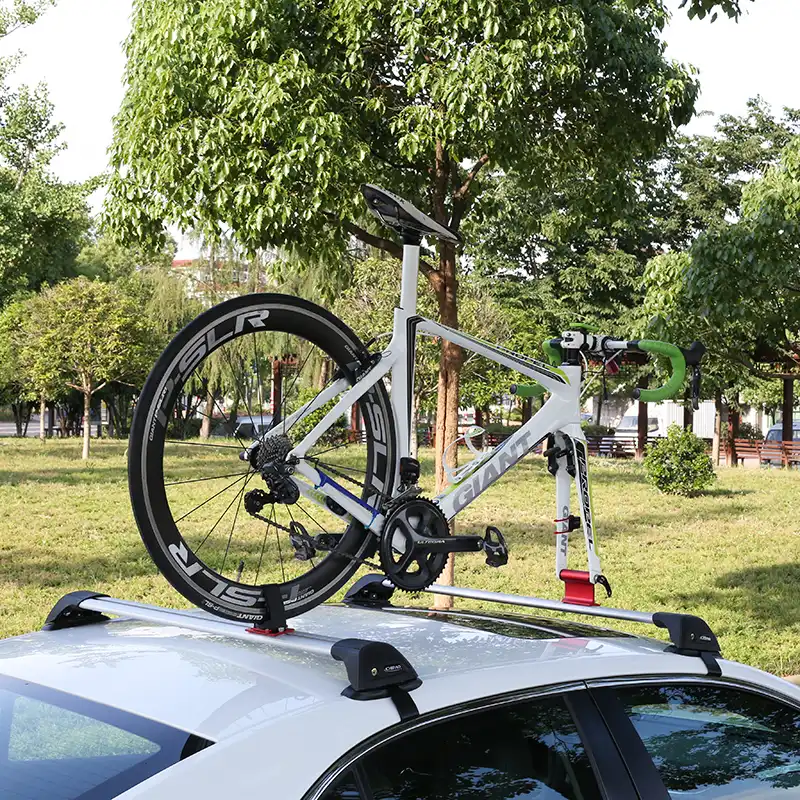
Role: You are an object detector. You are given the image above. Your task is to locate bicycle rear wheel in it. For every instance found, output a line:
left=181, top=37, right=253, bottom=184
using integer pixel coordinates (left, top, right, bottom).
left=128, top=293, right=396, bottom=622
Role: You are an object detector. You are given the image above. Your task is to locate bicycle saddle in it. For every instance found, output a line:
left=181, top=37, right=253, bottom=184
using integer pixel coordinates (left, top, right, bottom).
left=361, top=184, right=461, bottom=244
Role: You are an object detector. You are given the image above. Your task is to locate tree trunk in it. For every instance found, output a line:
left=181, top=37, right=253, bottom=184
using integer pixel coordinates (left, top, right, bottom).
left=594, top=392, right=604, bottom=426
left=39, top=395, right=46, bottom=441
left=712, top=389, right=723, bottom=466
left=782, top=377, right=794, bottom=442
left=82, top=390, right=91, bottom=460
left=12, top=403, right=23, bottom=436
left=683, top=389, right=693, bottom=430
left=522, top=397, right=532, bottom=424
left=727, top=407, right=739, bottom=467
left=431, top=238, right=462, bottom=610
left=272, top=358, right=282, bottom=424
left=21, top=403, right=32, bottom=437
left=200, top=382, right=215, bottom=439
left=636, top=377, right=648, bottom=460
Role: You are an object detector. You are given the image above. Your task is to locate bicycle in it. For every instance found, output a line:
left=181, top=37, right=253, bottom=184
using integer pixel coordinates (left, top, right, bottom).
left=128, top=184, right=705, bottom=623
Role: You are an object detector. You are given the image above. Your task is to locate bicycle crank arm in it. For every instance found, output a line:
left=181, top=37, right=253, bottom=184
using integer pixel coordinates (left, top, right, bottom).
left=411, top=534, right=485, bottom=555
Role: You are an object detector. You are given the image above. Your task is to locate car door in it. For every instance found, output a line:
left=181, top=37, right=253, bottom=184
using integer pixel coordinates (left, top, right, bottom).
left=305, top=686, right=638, bottom=799
left=588, top=678, right=800, bottom=799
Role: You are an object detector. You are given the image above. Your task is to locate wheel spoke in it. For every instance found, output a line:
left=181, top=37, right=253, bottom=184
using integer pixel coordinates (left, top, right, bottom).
left=165, top=471, right=248, bottom=487
left=220, top=476, right=247, bottom=574
left=174, top=473, right=250, bottom=524
left=165, top=440, right=243, bottom=450
left=253, top=332, right=267, bottom=442
left=296, top=502, right=330, bottom=535
left=272, top=505, right=286, bottom=583
left=194, top=472, right=254, bottom=555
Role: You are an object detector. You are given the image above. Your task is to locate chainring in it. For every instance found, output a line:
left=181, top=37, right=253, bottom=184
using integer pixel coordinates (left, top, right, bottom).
left=379, top=497, right=450, bottom=591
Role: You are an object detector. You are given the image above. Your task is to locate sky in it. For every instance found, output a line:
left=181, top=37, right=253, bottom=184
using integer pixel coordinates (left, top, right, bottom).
left=0, top=0, right=797, bottom=246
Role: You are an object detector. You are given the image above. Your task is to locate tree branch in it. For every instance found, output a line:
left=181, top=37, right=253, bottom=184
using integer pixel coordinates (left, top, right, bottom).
left=453, top=155, right=489, bottom=203
left=325, top=214, right=436, bottom=277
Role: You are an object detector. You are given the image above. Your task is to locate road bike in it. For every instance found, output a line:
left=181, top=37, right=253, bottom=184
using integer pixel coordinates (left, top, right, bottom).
left=128, top=185, right=704, bottom=623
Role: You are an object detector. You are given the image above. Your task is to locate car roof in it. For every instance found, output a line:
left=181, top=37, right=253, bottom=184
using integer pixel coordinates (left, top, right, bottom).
left=768, top=421, right=800, bottom=430
left=0, top=602, right=794, bottom=744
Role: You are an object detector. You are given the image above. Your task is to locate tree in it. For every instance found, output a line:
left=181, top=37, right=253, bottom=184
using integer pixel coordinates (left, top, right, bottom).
left=0, top=296, right=34, bottom=435
left=107, top=0, right=697, bottom=502
left=686, top=135, right=800, bottom=442
left=19, top=278, right=160, bottom=458
left=75, top=234, right=174, bottom=282
left=0, top=74, right=92, bottom=304
left=0, top=0, right=55, bottom=40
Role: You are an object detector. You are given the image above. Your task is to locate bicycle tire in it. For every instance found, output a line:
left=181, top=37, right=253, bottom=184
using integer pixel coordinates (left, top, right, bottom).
left=128, top=293, right=396, bottom=622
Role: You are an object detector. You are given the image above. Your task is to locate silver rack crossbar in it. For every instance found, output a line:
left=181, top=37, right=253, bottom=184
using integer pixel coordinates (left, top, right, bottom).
left=344, top=575, right=721, bottom=676
left=423, top=584, right=654, bottom=625
left=42, top=591, right=424, bottom=708
left=80, top=597, right=336, bottom=657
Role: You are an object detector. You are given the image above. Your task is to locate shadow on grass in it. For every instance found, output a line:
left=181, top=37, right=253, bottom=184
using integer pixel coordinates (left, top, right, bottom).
left=702, top=488, right=756, bottom=498
left=673, top=563, right=800, bottom=632
left=0, top=466, right=131, bottom=486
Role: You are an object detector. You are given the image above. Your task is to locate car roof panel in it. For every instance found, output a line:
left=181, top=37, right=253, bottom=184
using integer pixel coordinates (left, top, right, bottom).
left=0, top=602, right=741, bottom=741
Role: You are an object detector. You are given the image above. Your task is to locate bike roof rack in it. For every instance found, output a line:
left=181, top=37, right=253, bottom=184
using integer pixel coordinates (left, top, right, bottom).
left=42, top=591, right=422, bottom=721
left=345, top=575, right=722, bottom=677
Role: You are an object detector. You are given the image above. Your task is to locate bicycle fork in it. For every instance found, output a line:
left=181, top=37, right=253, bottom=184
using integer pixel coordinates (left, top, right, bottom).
left=549, top=431, right=610, bottom=606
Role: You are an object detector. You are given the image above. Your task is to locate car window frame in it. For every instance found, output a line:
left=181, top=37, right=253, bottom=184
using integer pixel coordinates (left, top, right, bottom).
left=303, top=682, right=637, bottom=800
left=586, top=675, right=800, bottom=800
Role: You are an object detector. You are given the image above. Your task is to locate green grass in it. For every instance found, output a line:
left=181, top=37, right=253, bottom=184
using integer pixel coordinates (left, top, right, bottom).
left=1, top=438, right=799, bottom=675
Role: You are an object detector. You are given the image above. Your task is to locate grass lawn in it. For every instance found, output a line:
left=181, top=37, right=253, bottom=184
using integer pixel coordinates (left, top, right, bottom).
left=1, top=438, right=799, bottom=675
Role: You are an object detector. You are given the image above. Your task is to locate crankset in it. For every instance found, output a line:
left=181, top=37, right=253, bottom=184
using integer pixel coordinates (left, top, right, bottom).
left=379, top=499, right=510, bottom=591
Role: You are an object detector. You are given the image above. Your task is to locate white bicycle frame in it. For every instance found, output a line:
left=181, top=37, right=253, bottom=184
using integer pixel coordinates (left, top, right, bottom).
left=276, top=242, right=605, bottom=584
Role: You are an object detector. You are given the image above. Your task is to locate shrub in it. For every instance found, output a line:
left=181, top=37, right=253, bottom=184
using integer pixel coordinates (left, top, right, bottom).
left=581, top=422, right=615, bottom=437
left=290, top=387, right=349, bottom=445
left=643, top=424, right=716, bottom=497
left=737, top=421, right=763, bottom=440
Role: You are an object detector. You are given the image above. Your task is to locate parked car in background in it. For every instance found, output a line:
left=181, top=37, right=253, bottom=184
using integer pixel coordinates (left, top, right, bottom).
left=764, top=421, right=800, bottom=441
left=614, top=414, right=662, bottom=437
left=211, top=414, right=274, bottom=439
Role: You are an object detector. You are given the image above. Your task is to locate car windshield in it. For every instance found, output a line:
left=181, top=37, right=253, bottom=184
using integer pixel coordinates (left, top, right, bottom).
left=0, top=675, right=211, bottom=800
left=765, top=427, right=800, bottom=441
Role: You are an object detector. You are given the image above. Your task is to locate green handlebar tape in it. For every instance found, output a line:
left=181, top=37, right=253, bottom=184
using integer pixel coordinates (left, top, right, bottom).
left=511, top=383, right=547, bottom=398
left=634, top=340, right=687, bottom=402
left=542, top=338, right=562, bottom=367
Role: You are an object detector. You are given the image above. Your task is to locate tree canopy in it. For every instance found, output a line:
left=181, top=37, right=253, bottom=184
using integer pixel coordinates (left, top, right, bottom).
left=19, top=278, right=160, bottom=457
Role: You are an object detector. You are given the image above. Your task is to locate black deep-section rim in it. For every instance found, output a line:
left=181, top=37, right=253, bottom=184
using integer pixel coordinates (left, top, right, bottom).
left=128, top=293, right=396, bottom=622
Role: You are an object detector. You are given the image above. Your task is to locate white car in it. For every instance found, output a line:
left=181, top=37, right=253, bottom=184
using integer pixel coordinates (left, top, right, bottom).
left=2, top=578, right=799, bottom=799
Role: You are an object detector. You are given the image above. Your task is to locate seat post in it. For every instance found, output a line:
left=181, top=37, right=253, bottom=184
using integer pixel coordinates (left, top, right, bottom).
left=399, top=239, right=421, bottom=316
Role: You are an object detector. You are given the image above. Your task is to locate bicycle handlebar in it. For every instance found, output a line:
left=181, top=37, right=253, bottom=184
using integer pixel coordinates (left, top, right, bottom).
left=631, top=340, right=686, bottom=403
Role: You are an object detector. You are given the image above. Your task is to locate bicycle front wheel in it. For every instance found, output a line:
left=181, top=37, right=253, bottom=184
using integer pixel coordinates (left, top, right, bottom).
left=128, top=293, right=396, bottom=622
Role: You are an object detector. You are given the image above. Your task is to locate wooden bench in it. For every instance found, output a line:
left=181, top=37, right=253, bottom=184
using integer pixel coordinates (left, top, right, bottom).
left=784, top=442, right=800, bottom=469
left=731, top=438, right=762, bottom=465
left=760, top=440, right=785, bottom=467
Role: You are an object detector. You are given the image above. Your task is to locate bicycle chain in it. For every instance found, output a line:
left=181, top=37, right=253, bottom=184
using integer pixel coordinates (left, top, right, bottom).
left=250, top=510, right=384, bottom=571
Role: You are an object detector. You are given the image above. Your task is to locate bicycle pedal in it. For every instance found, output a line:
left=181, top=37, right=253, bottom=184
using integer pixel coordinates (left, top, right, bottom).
left=482, top=526, right=509, bottom=568
left=288, top=522, right=316, bottom=561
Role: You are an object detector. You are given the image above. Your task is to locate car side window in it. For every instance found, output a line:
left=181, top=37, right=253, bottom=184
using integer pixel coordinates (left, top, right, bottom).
left=616, top=683, right=800, bottom=798
left=321, top=693, right=602, bottom=800
left=0, top=677, right=210, bottom=800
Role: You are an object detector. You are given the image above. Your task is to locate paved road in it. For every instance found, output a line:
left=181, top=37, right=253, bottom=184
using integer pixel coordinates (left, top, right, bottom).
left=0, top=416, right=41, bottom=437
